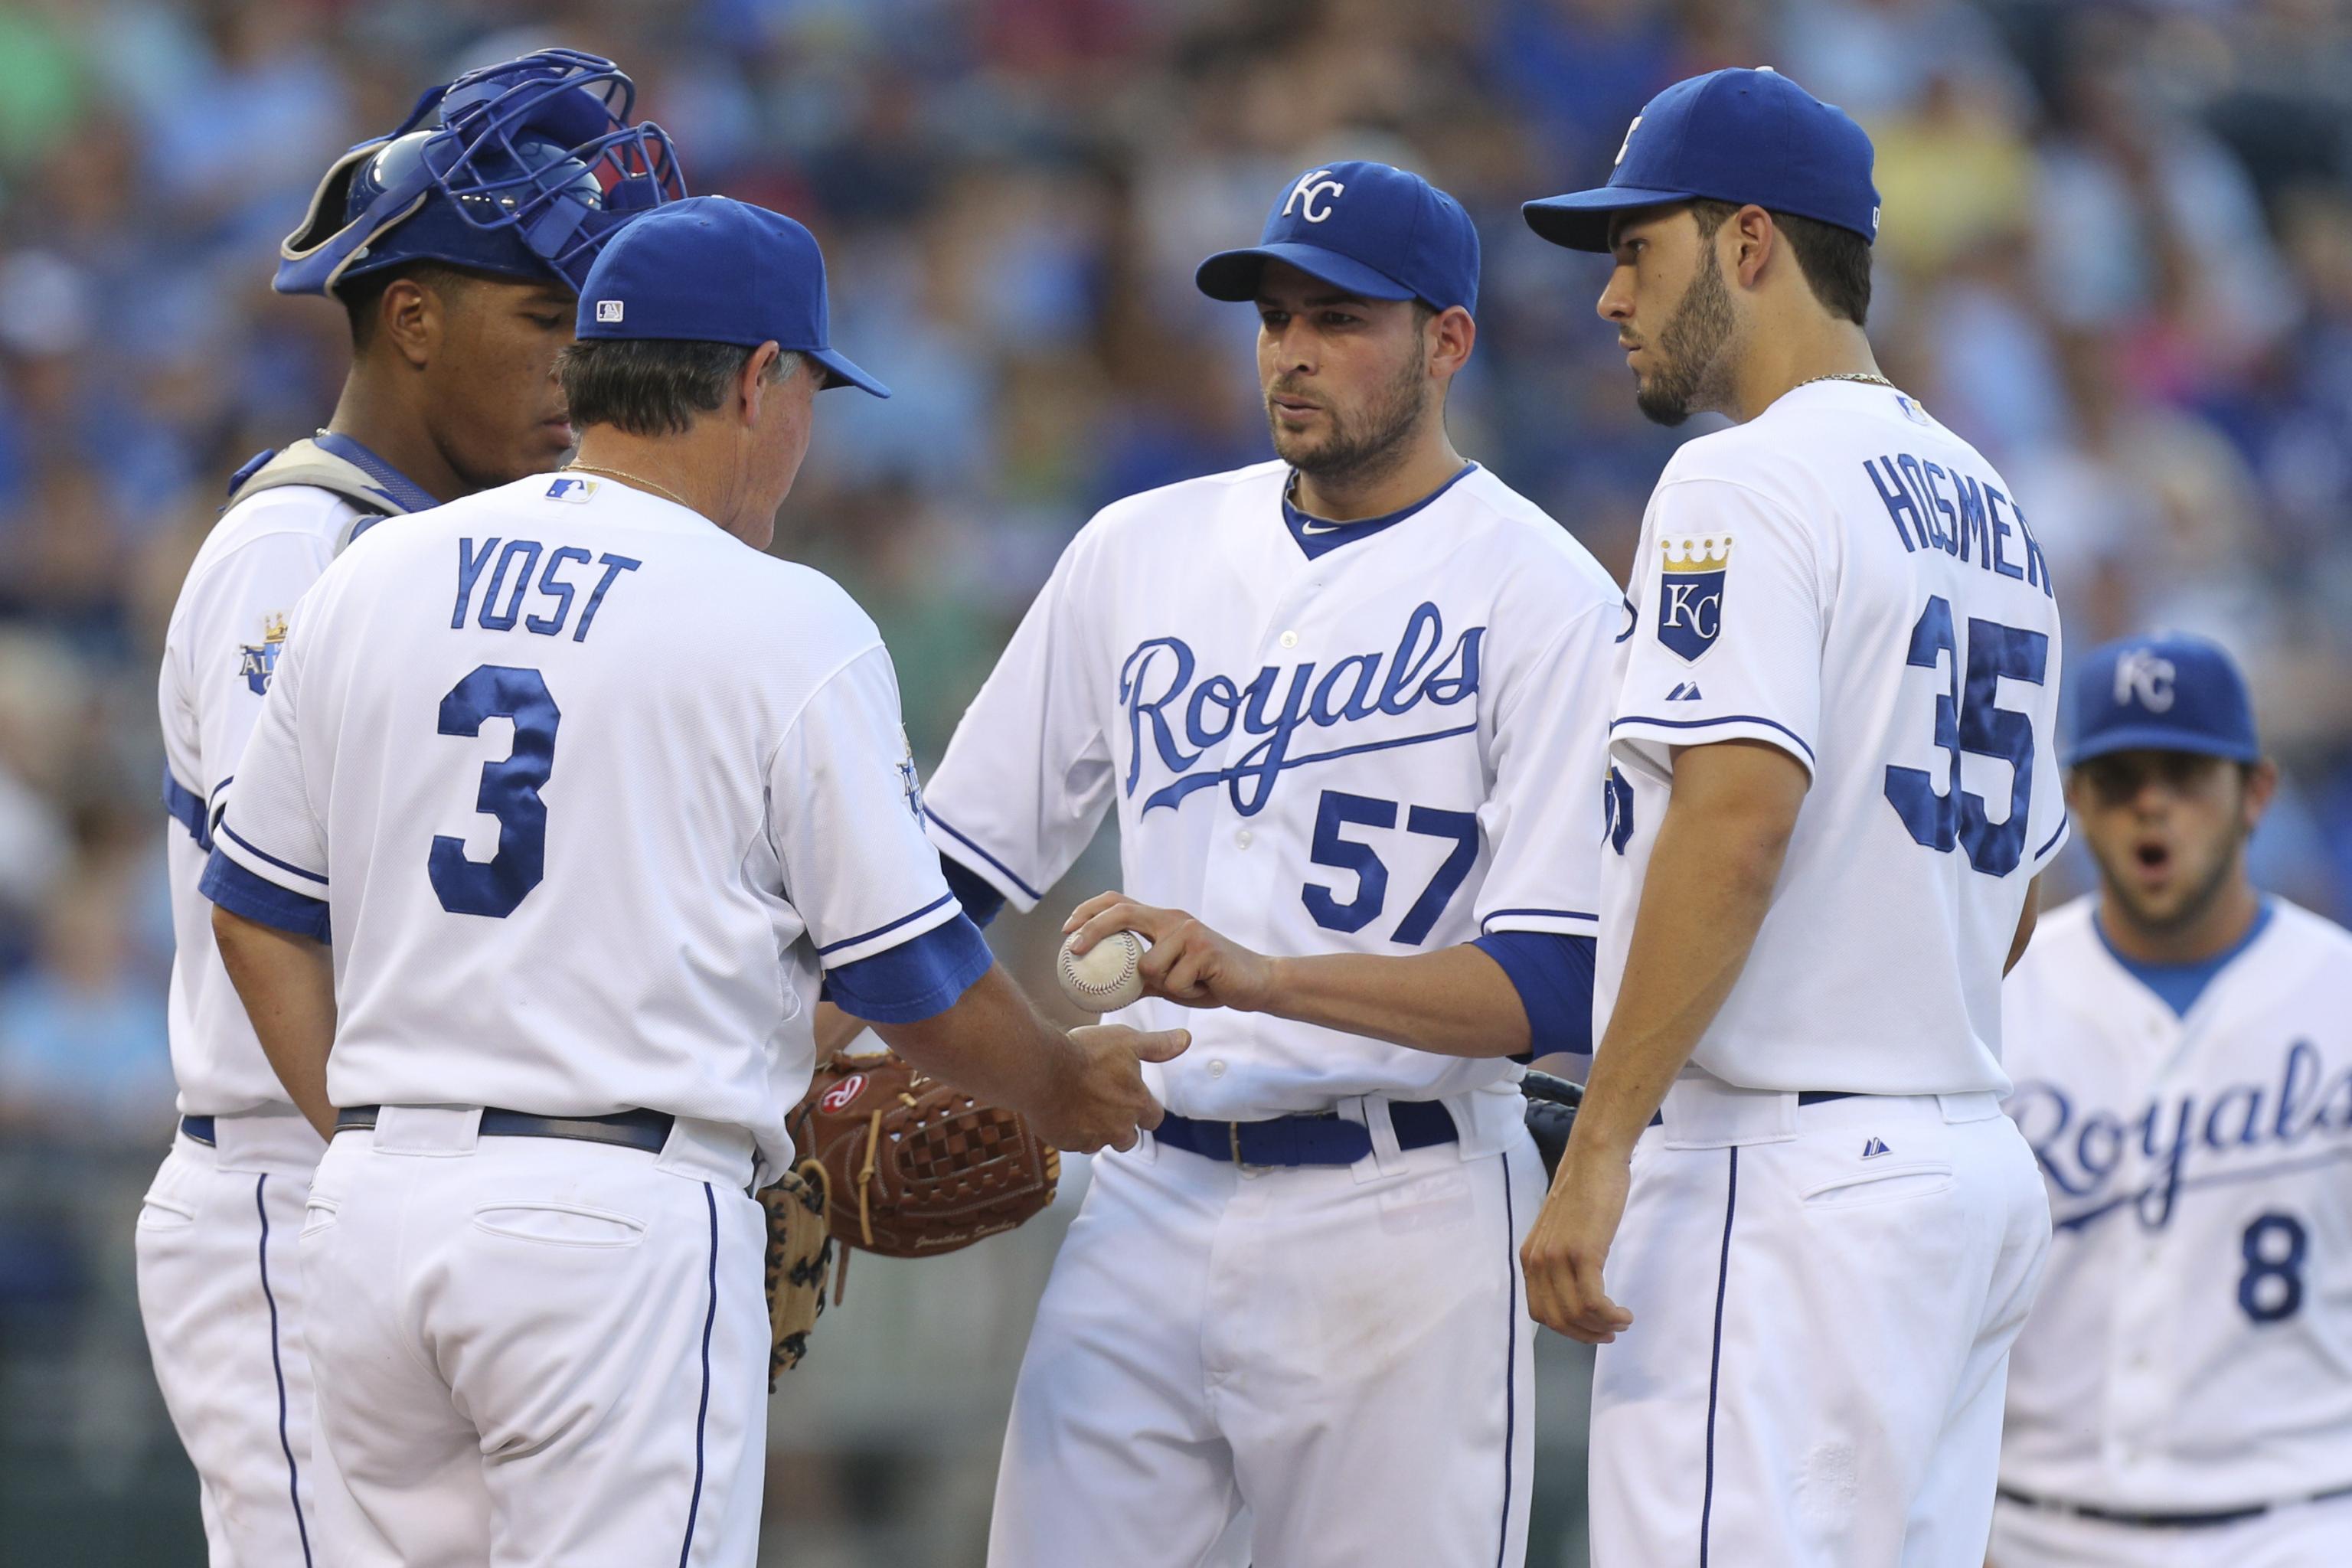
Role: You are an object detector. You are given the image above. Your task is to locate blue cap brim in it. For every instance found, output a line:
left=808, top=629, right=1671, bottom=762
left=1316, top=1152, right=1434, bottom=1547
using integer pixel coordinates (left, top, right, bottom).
left=809, top=347, right=889, bottom=399
left=1194, top=243, right=1416, bottom=305
left=2066, top=727, right=2262, bottom=769
left=1522, top=186, right=1700, bottom=253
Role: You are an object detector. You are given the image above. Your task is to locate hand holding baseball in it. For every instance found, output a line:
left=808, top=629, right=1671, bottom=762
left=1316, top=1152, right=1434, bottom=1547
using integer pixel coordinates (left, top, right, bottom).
left=1060, top=893, right=1279, bottom=1014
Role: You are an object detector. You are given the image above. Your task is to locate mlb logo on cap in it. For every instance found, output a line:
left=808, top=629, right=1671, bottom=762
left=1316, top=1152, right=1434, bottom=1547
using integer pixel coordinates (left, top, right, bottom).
left=596, top=300, right=623, bottom=322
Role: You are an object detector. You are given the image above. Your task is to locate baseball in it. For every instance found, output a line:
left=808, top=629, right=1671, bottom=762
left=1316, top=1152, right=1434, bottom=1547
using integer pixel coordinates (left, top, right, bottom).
left=1057, top=929, right=1146, bottom=1012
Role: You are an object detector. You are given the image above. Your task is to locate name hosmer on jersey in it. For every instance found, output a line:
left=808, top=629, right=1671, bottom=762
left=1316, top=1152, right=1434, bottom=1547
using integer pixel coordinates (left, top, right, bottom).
left=2013, top=1038, right=2352, bottom=1232
left=1864, top=452, right=2053, bottom=594
left=1119, top=599, right=1484, bottom=816
left=449, top=525, right=642, bottom=642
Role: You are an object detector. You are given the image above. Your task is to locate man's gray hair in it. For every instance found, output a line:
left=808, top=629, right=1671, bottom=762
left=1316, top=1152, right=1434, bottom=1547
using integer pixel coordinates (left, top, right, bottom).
left=557, top=340, right=803, bottom=437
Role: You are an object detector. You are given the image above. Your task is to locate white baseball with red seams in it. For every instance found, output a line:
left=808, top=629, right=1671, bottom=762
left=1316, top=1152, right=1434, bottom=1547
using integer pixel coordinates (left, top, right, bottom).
left=1057, top=929, right=1145, bottom=1012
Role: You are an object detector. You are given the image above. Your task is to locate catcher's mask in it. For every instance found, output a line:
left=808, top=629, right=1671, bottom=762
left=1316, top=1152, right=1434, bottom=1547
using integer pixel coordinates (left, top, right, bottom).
left=276, top=47, right=687, bottom=299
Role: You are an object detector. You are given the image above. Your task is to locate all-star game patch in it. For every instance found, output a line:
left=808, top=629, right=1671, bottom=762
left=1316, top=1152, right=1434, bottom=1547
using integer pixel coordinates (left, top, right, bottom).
left=1656, top=536, right=1730, bottom=662
left=239, top=612, right=289, bottom=695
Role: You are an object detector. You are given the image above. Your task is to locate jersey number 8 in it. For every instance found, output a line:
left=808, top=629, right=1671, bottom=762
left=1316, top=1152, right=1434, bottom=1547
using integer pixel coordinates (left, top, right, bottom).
left=1883, top=596, right=2049, bottom=877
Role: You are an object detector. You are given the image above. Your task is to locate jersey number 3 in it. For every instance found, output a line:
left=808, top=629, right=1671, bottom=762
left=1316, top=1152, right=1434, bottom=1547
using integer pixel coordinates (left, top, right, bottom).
left=1883, top=596, right=2049, bottom=877
left=428, top=665, right=560, bottom=918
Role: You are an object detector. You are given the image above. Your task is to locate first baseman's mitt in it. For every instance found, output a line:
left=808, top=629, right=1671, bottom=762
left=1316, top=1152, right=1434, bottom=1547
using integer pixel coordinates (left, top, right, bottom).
left=757, top=1163, right=833, bottom=1389
left=789, top=1049, right=1060, bottom=1263
left=1523, top=1070, right=1584, bottom=1181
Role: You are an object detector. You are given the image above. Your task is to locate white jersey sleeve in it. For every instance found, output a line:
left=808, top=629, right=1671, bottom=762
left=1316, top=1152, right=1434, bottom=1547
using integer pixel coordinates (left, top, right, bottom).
left=208, top=596, right=330, bottom=922
left=1473, top=598, right=1614, bottom=939
left=1611, top=475, right=1821, bottom=779
left=769, top=644, right=964, bottom=973
left=923, top=524, right=1116, bottom=910
left=162, top=526, right=337, bottom=841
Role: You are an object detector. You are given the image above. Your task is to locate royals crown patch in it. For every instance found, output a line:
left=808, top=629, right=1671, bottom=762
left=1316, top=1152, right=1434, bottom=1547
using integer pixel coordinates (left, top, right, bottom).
left=1656, top=536, right=1730, bottom=662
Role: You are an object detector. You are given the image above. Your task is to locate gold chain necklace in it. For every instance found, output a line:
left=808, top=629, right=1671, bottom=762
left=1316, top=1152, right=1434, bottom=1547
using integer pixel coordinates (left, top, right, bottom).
left=563, top=462, right=698, bottom=514
left=1792, top=371, right=1899, bottom=393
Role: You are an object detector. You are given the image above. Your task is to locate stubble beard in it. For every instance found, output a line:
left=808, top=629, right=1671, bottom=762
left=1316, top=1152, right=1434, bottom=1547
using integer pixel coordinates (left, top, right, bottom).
left=2096, top=826, right=2246, bottom=939
left=1269, top=346, right=1430, bottom=492
left=1635, top=252, right=1740, bottom=427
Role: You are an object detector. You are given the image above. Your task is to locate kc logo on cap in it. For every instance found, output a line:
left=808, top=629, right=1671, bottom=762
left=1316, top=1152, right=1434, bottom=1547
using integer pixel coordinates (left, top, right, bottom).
left=2114, top=648, right=2177, bottom=712
left=1282, top=169, right=1347, bottom=224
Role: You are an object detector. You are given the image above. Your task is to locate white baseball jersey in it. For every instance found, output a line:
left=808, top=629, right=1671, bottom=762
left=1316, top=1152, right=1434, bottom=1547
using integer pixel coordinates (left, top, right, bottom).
left=161, top=447, right=425, bottom=1115
left=1599, top=379, right=2067, bottom=1095
left=209, top=474, right=963, bottom=1167
left=922, top=459, right=1621, bottom=1117
left=2000, top=894, right=2352, bottom=1511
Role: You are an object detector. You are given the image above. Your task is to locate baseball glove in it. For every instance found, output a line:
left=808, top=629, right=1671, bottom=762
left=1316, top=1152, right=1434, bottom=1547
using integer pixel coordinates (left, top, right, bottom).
left=757, top=1163, right=833, bottom=1389
left=788, top=1049, right=1060, bottom=1266
left=1522, top=1070, right=1584, bottom=1182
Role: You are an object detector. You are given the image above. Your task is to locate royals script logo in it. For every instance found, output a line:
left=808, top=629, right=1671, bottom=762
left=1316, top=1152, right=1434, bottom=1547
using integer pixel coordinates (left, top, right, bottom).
left=1119, top=601, right=1483, bottom=817
left=2010, top=1040, right=2352, bottom=1232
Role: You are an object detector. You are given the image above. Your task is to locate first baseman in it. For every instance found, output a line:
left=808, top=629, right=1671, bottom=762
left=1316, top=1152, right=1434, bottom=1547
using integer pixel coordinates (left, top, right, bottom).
left=924, top=161, right=1621, bottom=1566
left=1520, top=70, right=2065, bottom=1564
left=139, top=49, right=681, bottom=1564
left=1994, top=632, right=2352, bottom=1565
left=201, top=198, right=1181, bottom=1567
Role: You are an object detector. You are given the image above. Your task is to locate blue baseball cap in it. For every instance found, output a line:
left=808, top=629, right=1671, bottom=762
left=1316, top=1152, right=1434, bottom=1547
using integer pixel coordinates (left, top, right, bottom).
left=575, top=195, right=887, bottom=397
left=2066, top=633, right=2262, bottom=768
left=1196, top=162, right=1479, bottom=315
left=1524, top=68, right=1879, bottom=253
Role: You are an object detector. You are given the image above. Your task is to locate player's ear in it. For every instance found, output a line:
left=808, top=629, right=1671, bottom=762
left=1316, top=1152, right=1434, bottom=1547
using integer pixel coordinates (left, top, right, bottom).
left=1731, top=204, right=1775, bottom=290
left=739, top=341, right=782, bottom=426
left=377, top=277, right=439, bottom=371
left=1428, top=305, right=1475, bottom=382
left=2241, top=758, right=2278, bottom=831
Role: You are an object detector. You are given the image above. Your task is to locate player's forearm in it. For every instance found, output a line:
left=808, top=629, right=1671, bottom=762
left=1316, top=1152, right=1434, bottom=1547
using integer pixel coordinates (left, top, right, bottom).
left=1255, top=945, right=1529, bottom=1057
left=871, top=961, right=1073, bottom=1109
left=211, top=905, right=339, bottom=1140
left=1573, top=749, right=1802, bottom=1157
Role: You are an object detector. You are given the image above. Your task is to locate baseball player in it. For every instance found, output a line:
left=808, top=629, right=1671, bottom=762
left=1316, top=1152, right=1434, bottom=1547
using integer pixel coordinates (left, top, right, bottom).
left=923, top=161, right=1622, bottom=1566
left=139, top=49, right=683, bottom=1565
left=1520, top=69, right=2065, bottom=1565
left=201, top=195, right=1182, bottom=1568
left=1994, top=632, right=2352, bottom=1566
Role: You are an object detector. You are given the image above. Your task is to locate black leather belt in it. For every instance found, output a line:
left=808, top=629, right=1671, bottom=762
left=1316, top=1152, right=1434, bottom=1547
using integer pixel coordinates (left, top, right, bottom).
left=1997, top=1481, right=2352, bottom=1529
left=1647, top=1089, right=1857, bottom=1128
left=181, top=1115, right=217, bottom=1146
left=1153, top=1101, right=1459, bottom=1168
left=335, top=1106, right=674, bottom=1155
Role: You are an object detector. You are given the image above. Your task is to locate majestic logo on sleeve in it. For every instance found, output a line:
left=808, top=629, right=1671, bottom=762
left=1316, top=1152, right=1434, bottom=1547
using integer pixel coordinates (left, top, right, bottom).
left=1282, top=169, right=1346, bottom=223
left=2009, top=1040, right=2352, bottom=1232
left=1119, top=601, right=1482, bottom=817
left=1656, top=536, right=1730, bottom=662
left=238, top=612, right=289, bottom=695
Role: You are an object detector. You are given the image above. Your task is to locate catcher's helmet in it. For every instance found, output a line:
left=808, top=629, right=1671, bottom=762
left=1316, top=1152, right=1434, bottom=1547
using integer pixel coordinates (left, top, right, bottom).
left=276, top=47, right=687, bottom=298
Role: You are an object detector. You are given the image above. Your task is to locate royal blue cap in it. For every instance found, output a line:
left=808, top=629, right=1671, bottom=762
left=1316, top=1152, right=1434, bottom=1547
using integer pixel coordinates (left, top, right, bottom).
left=2066, top=633, right=2262, bottom=768
left=575, top=195, right=887, bottom=397
left=1197, top=162, right=1479, bottom=315
left=1524, top=68, right=1879, bottom=253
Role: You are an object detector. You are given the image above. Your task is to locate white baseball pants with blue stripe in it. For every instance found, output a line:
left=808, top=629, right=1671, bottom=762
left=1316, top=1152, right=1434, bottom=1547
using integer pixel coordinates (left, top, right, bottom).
left=138, top=1112, right=328, bottom=1567
left=1587, top=1084, right=2051, bottom=1567
left=988, top=1101, right=1544, bottom=1568
left=294, top=1107, right=768, bottom=1568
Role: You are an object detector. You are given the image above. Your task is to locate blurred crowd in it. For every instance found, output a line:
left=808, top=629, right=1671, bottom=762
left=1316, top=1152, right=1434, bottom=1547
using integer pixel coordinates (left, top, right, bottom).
left=1, top=0, right=2348, bottom=1559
